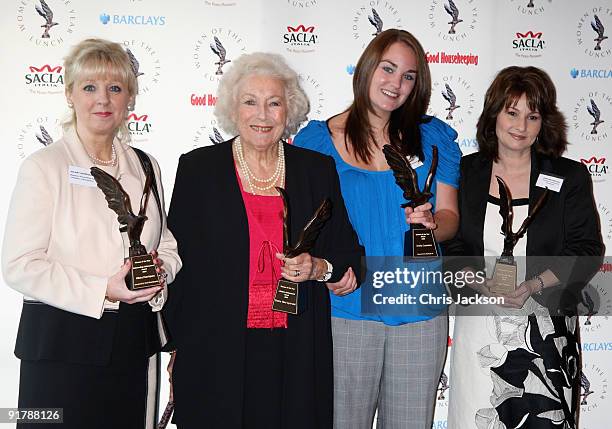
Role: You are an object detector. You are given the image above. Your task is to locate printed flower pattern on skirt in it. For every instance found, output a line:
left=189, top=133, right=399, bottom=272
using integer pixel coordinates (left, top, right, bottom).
left=475, top=307, right=579, bottom=429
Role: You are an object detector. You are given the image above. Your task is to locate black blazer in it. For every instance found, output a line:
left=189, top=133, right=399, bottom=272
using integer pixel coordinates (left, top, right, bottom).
left=443, top=151, right=604, bottom=314
left=164, top=140, right=363, bottom=428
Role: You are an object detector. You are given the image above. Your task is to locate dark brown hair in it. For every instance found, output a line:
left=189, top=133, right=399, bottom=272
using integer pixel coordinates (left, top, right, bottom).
left=476, top=66, right=568, bottom=161
left=344, top=29, right=431, bottom=163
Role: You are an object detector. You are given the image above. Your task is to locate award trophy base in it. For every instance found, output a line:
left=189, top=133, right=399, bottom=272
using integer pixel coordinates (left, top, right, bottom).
left=272, top=279, right=306, bottom=315
left=405, top=224, right=439, bottom=258
left=490, top=256, right=517, bottom=294
left=126, top=254, right=161, bottom=290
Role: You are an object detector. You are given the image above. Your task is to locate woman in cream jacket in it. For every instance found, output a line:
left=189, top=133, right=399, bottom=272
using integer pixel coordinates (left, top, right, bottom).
left=2, top=39, right=181, bottom=429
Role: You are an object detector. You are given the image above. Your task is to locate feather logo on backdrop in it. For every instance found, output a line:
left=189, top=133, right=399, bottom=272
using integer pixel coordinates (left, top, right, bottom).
left=591, top=14, right=608, bottom=51
left=34, top=0, right=58, bottom=39
left=444, top=0, right=463, bottom=34
left=368, top=8, right=383, bottom=36
left=441, top=84, right=460, bottom=120
left=210, top=37, right=231, bottom=75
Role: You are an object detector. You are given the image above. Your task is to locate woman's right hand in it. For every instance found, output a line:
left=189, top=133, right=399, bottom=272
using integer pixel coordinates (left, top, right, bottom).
left=404, top=202, right=437, bottom=229
left=105, top=260, right=163, bottom=304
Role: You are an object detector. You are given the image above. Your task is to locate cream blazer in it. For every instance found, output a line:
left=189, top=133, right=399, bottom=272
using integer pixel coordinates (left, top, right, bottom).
left=2, top=127, right=182, bottom=319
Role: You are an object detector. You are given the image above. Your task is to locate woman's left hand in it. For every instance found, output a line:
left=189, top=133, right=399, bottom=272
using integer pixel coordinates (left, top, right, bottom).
left=404, top=202, right=437, bottom=230
left=326, top=267, right=357, bottom=296
left=276, top=252, right=325, bottom=283
left=150, top=250, right=167, bottom=286
left=492, top=281, right=534, bottom=309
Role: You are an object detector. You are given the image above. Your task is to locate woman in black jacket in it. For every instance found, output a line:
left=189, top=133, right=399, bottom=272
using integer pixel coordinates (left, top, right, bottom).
left=445, top=66, right=603, bottom=428
left=164, top=52, right=363, bottom=429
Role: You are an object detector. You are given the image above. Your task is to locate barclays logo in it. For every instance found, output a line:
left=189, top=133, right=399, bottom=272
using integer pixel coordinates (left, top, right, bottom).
left=99, top=13, right=166, bottom=26
left=346, top=64, right=356, bottom=75
left=582, top=342, right=612, bottom=352
left=458, top=138, right=478, bottom=155
left=432, top=420, right=448, bottom=429
left=571, top=68, right=612, bottom=79
left=459, top=138, right=478, bottom=148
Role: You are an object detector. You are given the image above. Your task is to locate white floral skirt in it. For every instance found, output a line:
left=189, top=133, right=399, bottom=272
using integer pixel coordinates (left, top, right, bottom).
left=448, top=298, right=579, bottom=429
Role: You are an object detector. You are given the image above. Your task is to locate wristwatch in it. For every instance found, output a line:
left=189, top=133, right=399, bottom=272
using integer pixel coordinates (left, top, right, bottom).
left=317, top=259, right=333, bottom=282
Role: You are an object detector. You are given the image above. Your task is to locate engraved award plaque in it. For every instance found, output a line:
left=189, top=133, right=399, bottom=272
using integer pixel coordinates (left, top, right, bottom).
left=490, top=176, right=549, bottom=294
left=382, top=144, right=439, bottom=258
left=272, top=187, right=331, bottom=315
left=91, top=166, right=161, bottom=290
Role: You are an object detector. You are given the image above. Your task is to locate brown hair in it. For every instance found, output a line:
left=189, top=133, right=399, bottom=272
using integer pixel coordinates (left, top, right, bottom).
left=344, top=29, right=431, bottom=163
left=476, top=66, right=568, bottom=161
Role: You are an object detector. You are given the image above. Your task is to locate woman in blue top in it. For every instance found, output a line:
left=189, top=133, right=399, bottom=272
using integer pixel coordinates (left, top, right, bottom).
left=294, top=29, right=461, bottom=429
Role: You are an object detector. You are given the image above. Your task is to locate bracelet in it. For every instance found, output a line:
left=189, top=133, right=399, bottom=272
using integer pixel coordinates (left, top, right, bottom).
left=316, top=259, right=333, bottom=282
left=532, top=275, right=544, bottom=296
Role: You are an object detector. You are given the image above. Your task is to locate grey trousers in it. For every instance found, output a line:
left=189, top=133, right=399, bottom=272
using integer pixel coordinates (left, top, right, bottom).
left=332, top=315, right=448, bottom=429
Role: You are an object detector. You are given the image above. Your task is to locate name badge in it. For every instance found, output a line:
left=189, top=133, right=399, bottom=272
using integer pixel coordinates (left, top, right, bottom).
left=536, top=173, right=564, bottom=192
left=408, top=156, right=424, bottom=169
left=68, top=165, right=97, bottom=187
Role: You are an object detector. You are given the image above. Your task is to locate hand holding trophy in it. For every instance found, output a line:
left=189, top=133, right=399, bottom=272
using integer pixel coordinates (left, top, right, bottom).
left=272, top=187, right=331, bottom=315
left=490, top=176, right=549, bottom=294
left=91, top=166, right=161, bottom=290
left=382, top=144, right=439, bottom=258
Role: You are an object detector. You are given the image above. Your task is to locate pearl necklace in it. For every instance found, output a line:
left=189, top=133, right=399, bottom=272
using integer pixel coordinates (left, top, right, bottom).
left=236, top=136, right=284, bottom=183
left=76, top=130, right=117, bottom=166
left=86, top=143, right=117, bottom=166
left=234, top=136, right=285, bottom=193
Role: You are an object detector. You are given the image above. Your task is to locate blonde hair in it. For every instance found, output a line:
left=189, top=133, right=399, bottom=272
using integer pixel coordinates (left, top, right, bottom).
left=214, top=52, right=309, bottom=139
left=63, top=38, right=138, bottom=141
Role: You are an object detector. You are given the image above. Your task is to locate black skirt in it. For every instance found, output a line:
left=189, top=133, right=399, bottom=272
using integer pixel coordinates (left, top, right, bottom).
left=17, top=302, right=160, bottom=429
left=242, top=328, right=285, bottom=429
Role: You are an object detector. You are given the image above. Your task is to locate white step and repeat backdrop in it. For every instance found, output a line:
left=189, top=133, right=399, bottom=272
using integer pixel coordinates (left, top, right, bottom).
left=1, top=1, right=611, bottom=427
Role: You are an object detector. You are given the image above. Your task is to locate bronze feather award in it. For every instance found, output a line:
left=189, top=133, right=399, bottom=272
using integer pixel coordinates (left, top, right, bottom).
left=382, top=144, right=439, bottom=258
left=490, top=176, right=549, bottom=294
left=90, top=166, right=161, bottom=290
left=272, top=187, right=332, bottom=315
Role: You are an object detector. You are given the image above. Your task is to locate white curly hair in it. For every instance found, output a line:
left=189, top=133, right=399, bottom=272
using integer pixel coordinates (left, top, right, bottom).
left=214, top=52, right=310, bottom=139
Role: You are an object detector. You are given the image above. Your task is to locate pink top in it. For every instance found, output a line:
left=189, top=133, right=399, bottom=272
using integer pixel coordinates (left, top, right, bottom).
left=236, top=168, right=287, bottom=329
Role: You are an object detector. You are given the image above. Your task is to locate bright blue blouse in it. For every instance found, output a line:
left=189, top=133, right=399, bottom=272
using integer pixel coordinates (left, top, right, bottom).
left=294, top=117, right=461, bottom=325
